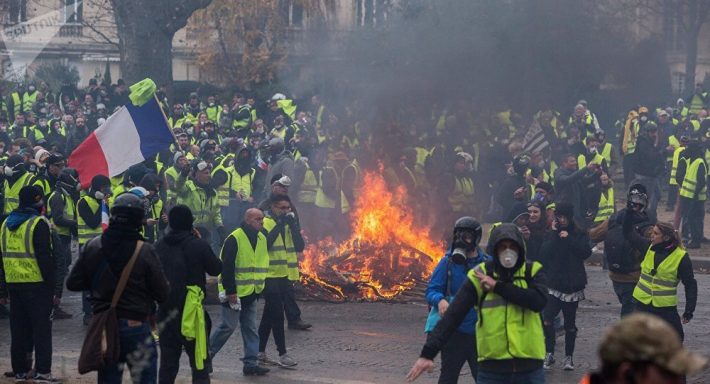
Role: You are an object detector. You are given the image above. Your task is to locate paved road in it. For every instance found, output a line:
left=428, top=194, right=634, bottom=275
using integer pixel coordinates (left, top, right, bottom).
left=1, top=266, right=709, bottom=383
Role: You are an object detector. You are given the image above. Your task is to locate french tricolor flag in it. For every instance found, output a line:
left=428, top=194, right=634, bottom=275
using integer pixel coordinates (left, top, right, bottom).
left=69, top=97, right=174, bottom=188
left=101, top=201, right=110, bottom=231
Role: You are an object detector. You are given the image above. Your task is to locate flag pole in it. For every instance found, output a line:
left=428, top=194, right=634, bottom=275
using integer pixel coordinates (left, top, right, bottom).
left=154, top=94, right=181, bottom=149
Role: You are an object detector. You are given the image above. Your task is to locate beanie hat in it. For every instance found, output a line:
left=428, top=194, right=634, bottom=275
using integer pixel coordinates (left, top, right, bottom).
left=555, top=202, right=574, bottom=219
left=169, top=205, right=194, bottom=231
left=19, top=185, right=43, bottom=208
left=91, top=174, right=111, bottom=191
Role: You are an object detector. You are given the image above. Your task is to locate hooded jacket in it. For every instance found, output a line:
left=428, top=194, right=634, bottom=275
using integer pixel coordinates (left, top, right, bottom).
left=539, top=219, right=592, bottom=293
left=421, top=224, right=548, bottom=373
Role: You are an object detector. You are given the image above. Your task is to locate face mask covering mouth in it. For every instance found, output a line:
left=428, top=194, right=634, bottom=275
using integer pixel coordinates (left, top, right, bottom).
left=499, top=248, right=518, bottom=269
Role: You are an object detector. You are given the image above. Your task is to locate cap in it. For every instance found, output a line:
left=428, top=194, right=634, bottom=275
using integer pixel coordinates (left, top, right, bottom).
left=598, top=313, right=707, bottom=376
left=189, top=92, right=198, bottom=98
left=46, top=153, right=65, bottom=166
left=173, top=151, right=186, bottom=164
left=658, top=110, right=669, bottom=117
left=274, top=175, right=292, bottom=187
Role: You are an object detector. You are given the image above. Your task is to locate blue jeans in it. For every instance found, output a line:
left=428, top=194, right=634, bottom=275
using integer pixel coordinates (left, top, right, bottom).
left=477, top=368, right=545, bottom=384
left=98, top=319, right=157, bottom=384
left=208, top=299, right=259, bottom=368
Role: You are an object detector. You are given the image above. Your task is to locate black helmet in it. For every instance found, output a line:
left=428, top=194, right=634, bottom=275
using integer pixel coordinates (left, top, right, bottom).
left=110, top=192, right=145, bottom=227
left=58, top=167, right=79, bottom=190
left=512, top=155, right=530, bottom=175
left=454, top=216, right=482, bottom=243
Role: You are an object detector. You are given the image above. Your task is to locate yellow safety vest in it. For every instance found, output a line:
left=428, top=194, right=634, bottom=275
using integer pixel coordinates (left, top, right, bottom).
left=689, top=92, right=707, bottom=115
left=314, top=167, right=350, bottom=214
left=211, top=157, right=233, bottom=208
left=22, top=91, right=37, bottom=112
left=3, top=173, right=35, bottom=215
left=297, top=165, right=318, bottom=204
left=448, top=176, right=474, bottom=212
left=577, top=152, right=605, bottom=169
left=11, top=92, right=21, bottom=117
left=0, top=216, right=45, bottom=283
left=232, top=105, right=252, bottom=129
left=218, top=227, right=269, bottom=297
left=679, top=158, right=707, bottom=201
left=47, top=190, right=76, bottom=237
left=469, top=262, right=545, bottom=361
left=205, top=105, right=222, bottom=122
left=77, top=196, right=103, bottom=245
left=228, top=168, right=255, bottom=201
left=633, top=246, right=686, bottom=307
left=144, top=198, right=163, bottom=242
left=263, top=216, right=299, bottom=281
left=600, top=142, right=612, bottom=164
left=670, top=147, right=686, bottom=186
left=165, top=166, right=180, bottom=206
left=175, top=179, right=222, bottom=228
left=594, top=187, right=614, bottom=223
left=667, top=136, right=681, bottom=162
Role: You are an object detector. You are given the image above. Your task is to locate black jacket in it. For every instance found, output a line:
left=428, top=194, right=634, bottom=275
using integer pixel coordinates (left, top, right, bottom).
left=66, top=233, right=169, bottom=321
left=154, top=230, right=221, bottom=321
left=633, top=135, right=664, bottom=177
left=421, top=223, right=548, bottom=373
left=539, top=224, right=592, bottom=293
left=0, top=214, right=55, bottom=297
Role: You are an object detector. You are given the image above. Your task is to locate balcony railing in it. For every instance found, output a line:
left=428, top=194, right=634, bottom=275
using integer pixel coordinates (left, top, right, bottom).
left=58, top=24, right=83, bottom=37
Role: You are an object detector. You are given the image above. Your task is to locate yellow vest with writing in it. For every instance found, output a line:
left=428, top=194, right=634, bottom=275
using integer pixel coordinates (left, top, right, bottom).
left=1, top=216, right=45, bottom=283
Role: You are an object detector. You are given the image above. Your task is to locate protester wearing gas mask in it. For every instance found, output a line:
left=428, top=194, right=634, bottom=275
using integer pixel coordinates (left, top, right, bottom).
left=2, top=154, right=36, bottom=219
left=497, top=154, right=530, bottom=220
left=539, top=202, right=591, bottom=371
left=407, top=223, right=547, bottom=384
left=424, top=217, right=489, bottom=384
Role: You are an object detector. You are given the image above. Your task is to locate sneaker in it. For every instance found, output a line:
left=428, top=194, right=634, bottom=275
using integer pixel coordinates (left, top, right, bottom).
left=257, top=352, right=278, bottom=366
left=33, top=372, right=60, bottom=383
left=288, top=319, right=312, bottom=330
left=243, top=365, right=270, bottom=376
left=563, top=356, right=575, bottom=371
left=51, top=306, right=73, bottom=320
left=14, top=373, right=28, bottom=383
left=543, top=353, right=555, bottom=370
left=278, top=353, right=298, bottom=368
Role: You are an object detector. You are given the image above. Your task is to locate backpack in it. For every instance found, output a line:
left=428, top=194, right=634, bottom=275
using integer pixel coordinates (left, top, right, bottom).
left=604, top=221, right=640, bottom=274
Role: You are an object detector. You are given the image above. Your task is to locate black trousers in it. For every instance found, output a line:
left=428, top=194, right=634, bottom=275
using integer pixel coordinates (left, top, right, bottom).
left=258, top=277, right=288, bottom=355
left=543, top=295, right=579, bottom=357
left=635, top=302, right=684, bottom=341
left=283, top=281, right=302, bottom=324
left=9, top=287, right=53, bottom=374
left=680, top=197, right=704, bottom=244
left=158, top=311, right=212, bottom=384
left=438, top=330, right=477, bottom=384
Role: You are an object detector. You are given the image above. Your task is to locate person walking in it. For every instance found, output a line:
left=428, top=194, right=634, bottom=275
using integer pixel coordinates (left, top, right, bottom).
left=623, top=218, right=697, bottom=342
left=425, top=217, right=488, bottom=384
left=539, top=202, right=592, bottom=371
left=67, top=193, right=169, bottom=383
left=407, top=223, right=548, bottom=384
left=0, top=185, right=60, bottom=382
left=209, top=208, right=271, bottom=376
left=155, top=205, right=222, bottom=383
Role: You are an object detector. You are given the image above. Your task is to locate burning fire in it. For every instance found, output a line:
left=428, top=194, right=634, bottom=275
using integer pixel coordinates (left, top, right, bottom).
left=300, top=169, right=445, bottom=301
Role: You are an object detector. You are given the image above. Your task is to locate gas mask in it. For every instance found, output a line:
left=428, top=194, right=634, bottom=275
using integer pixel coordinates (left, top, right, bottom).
left=640, top=115, right=648, bottom=122
left=499, top=249, right=518, bottom=269
left=451, top=231, right=477, bottom=265
left=4, top=164, right=20, bottom=177
left=588, top=146, right=597, bottom=154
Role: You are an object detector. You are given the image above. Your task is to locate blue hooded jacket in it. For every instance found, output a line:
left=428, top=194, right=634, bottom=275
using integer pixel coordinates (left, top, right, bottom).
left=425, top=247, right=489, bottom=335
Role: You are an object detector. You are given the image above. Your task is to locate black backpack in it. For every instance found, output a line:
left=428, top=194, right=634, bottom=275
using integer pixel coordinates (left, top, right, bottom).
left=604, top=221, right=640, bottom=274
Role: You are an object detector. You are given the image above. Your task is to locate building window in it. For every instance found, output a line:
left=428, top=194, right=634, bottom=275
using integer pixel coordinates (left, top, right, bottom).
left=357, top=0, right=388, bottom=27
left=64, top=0, right=83, bottom=24
left=9, top=0, right=27, bottom=23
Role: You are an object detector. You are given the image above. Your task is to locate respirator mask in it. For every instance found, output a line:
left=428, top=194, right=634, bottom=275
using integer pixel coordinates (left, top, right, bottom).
left=4, top=164, right=20, bottom=177
left=499, top=249, right=518, bottom=269
left=451, top=230, right=478, bottom=265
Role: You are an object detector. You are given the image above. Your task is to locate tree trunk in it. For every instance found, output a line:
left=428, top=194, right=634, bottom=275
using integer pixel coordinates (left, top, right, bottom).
left=684, top=0, right=700, bottom=92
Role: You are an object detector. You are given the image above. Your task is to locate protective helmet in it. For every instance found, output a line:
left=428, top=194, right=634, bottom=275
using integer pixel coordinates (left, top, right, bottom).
left=58, top=168, right=80, bottom=191
left=110, top=192, right=145, bottom=227
left=512, top=154, right=530, bottom=175
left=628, top=183, right=648, bottom=208
left=454, top=216, right=483, bottom=244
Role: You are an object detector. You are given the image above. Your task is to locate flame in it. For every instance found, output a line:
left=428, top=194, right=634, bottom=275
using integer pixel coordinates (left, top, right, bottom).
left=301, top=169, right=445, bottom=301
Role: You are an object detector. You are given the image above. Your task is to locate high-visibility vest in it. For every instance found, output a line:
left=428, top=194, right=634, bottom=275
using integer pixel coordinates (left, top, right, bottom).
left=205, top=104, right=222, bottom=122
left=679, top=158, right=707, bottom=200
left=175, top=179, right=221, bottom=228
left=22, top=91, right=37, bottom=112
left=165, top=166, right=180, bottom=206
left=3, top=173, right=35, bottom=215
left=315, top=104, right=325, bottom=129
left=633, top=245, right=686, bottom=307
left=469, top=262, right=545, bottom=361
left=314, top=167, right=350, bottom=214
left=47, top=190, right=76, bottom=237
left=211, top=158, right=232, bottom=208
left=263, top=216, right=299, bottom=281
left=594, top=188, right=614, bottom=223
left=218, top=227, right=269, bottom=298
left=77, top=196, right=103, bottom=245
left=228, top=168, right=255, bottom=201
left=577, top=152, right=605, bottom=169
left=276, top=99, right=297, bottom=120
left=297, top=165, right=318, bottom=204
left=448, top=176, right=474, bottom=212
left=0, top=216, right=45, bottom=283
left=667, top=136, right=681, bottom=162
left=33, top=175, right=51, bottom=196
left=232, top=105, right=252, bottom=128
left=689, top=92, right=707, bottom=115
left=670, top=147, right=687, bottom=186
left=144, top=198, right=163, bottom=242
left=600, top=142, right=612, bottom=164
left=10, top=92, right=21, bottom=117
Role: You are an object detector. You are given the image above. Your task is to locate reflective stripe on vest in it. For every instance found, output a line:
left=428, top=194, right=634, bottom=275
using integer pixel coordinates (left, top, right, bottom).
left=1, top=216, right=44, bottom=283
left=594, top=188, right=614, bottom=223
left=218, top=227, right=269, bottom=297
left=47, top=190, right=76, bottom=237
left=297, top=167, right=318, bottom=204
left=77, top=196, right=103, bottom=245
left=229, top=168, right=255, bottom=200
left=3, top=173, right=34, bottom=215
left=600, top=142, right=612, bottom=164
left=632, top=246, right=685, bottom=307
left=22, top=91, right=37, bottom=112
left=175, top=181, right=220, bottom=228
left=679, top=158, right=707, bottom=200
left=670, top=147, right=686, bottom=186
left=448, top=176, right=474, bottom=212
left=314, top=167, right=350, bottom=213
left=469, top=262, right=545, bottom=361
left=577, top=152, right=604, bottom=169
left=263, top=216, right=299, bottom=281
left=11, top=92, right=21, bottom=116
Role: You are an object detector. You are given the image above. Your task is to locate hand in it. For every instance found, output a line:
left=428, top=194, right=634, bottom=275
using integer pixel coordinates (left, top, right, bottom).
left=161, top=213, right=168, bottom=224
left=559, top=230, right=568, bottom=238
left=586, top=163, right=598, bottom=171
left=228, top=294, right=238, bottom=305
left=513, top=187, right=526, bottom=199
left=406, top=358, right=435, bottom=382
left=146, top=218, right=158, bottom=226
left=474, top=270, right=497, bottom=292
left=520, top=225, right=531, bottom=239
left=192, top=228, right=202, bottom=239
left=682, top=313, right=692, bottom=324
left=247, top=196, right=254, bottom=203
left=53, top=295, right=61, bottom=306
left=437, top=299, right=449, bottom=317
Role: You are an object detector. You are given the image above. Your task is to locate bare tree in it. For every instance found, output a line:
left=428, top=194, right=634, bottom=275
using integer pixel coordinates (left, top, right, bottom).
left=673, top=0, right=710, bottom=90
left=109, top=0, right=213, bottom=87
